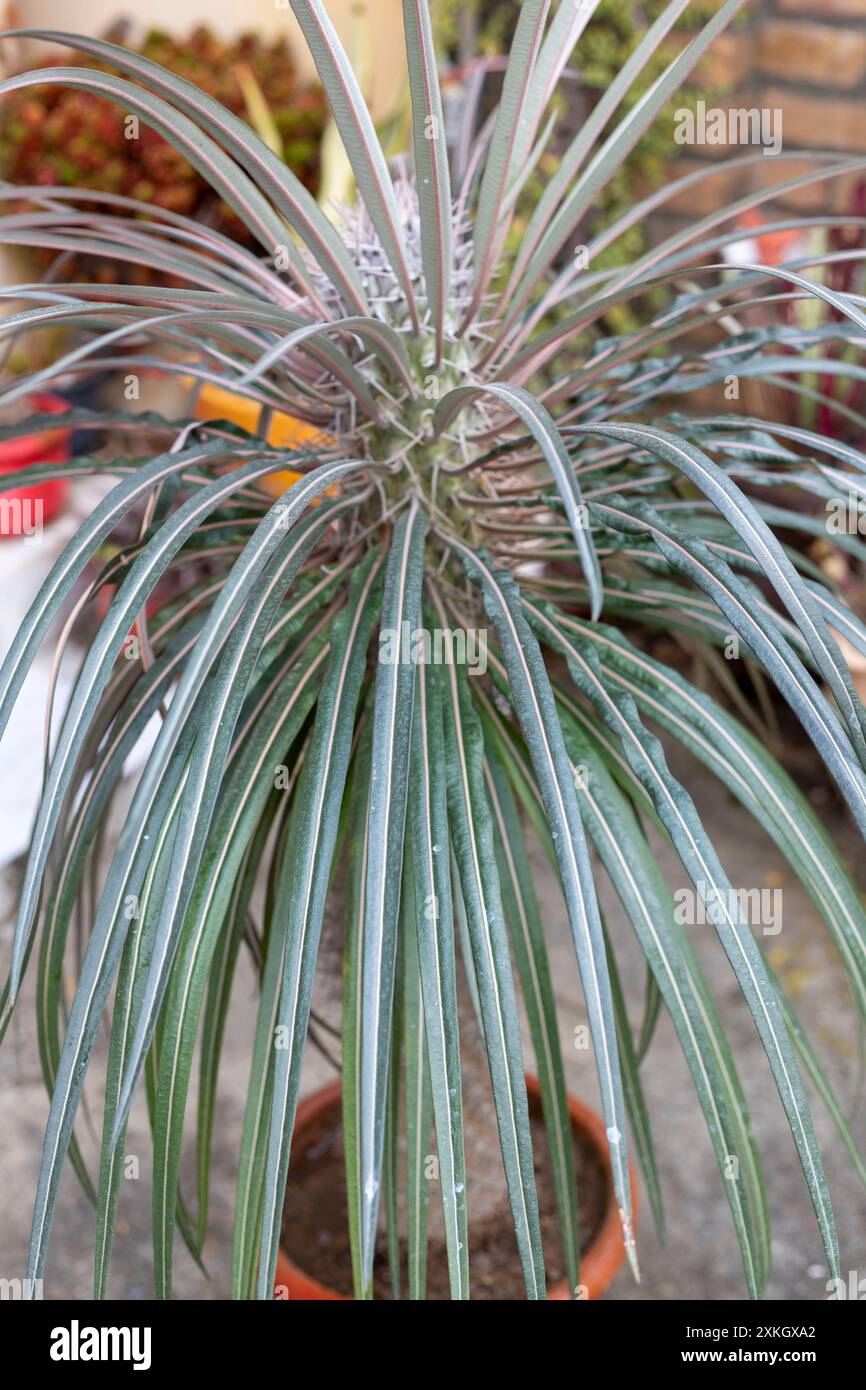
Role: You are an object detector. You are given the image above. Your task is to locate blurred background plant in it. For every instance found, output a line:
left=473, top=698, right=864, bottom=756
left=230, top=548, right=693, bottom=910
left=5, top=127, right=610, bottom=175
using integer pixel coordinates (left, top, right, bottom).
left=435, top=0, right=724, bottom=317
left=0, top=22, right=328, bottom=283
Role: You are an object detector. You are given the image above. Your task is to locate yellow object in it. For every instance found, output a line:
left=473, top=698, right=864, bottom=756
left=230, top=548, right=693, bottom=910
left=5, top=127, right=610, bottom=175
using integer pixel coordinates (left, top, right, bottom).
left=235, top=62, right=284, bottom=158
left=187, top=381, right=332, bottom=497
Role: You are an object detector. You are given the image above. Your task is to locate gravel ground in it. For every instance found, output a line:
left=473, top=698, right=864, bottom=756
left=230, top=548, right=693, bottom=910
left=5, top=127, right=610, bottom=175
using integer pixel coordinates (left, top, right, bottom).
left=1, top=747, right=864, bottom=1302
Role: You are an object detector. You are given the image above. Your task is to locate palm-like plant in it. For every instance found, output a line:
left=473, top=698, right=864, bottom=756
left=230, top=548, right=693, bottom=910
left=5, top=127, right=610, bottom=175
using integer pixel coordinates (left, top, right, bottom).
left=2, top=0, right=866, bottom=1302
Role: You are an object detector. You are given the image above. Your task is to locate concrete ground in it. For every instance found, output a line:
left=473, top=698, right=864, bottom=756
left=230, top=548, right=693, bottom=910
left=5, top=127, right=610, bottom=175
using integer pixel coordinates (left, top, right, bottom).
left=1, top=747, right=864, bottom=1302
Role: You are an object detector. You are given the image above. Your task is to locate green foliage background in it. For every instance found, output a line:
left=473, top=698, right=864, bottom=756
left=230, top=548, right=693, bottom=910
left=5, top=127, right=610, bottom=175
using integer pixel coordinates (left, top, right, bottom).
left=434, top=0, right=725, bottom=283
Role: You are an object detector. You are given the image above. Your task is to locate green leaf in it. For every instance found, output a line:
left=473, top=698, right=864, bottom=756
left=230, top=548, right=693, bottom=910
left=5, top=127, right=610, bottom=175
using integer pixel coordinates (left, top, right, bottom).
left=593, top=495, right=866, bottom=841
left=38, top=619, right=208, bottom=1225
left=342, top=720, right=374, bottom=1300
left=563, top=613, right=866, bottom=1021
left=604, top=929, right=665, bottom=1244
left=0, top=439, right=237, bottom=757
left=763, top=959, right=866, bottom=1195
left=110, top=487, right=362, bottom=1145
left=11, top=454, right=348, bottom=999
left=26, top=727, right=196, bottom=1285
left=510, top=0, right=603, bottom=173
left=382, top=972, right=403, bottom=1300
left=406, top=658, right=469, bottom=1298
left=435, top=384, right=602, bottom=620
left=452, top=549, right=634, bottom=1267
left=531, top=601, right=839, bottom=1282
left=435, top=628, right=546, bottom=1299
left=552, top=699, right=769, bottom=1295
left=578, top=423, right=866, bottom=766
left=151, top=634, right=329, bottom=1298
left=232, top=798, right=296, bottom=1301
left=255, top=551, right=384, bottom=1298
left=94, top=759, right=184, bottom=1297
left=483, top=746, right=580, bottom=1291
left=507, top=0, right=749, bottom=319
left=402, top=860, right=433, bottom=1300
left=0, top=67, right=292, bottom=259
left=288, top=0, right=419, bottom=327
left=403, top=0, right=452, bottom=361
left=470, top=0, right=550, bottom=311
left=6, top=29, right=368, bottom=310
left=356, top=502, right=427, bottom=1293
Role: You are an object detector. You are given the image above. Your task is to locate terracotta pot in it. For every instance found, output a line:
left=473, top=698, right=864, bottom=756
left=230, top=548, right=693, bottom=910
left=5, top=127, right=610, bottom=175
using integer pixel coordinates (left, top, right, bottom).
left=274, top=1074, right=637, bottom=1301
left=0, top=393, right=70, bottom=537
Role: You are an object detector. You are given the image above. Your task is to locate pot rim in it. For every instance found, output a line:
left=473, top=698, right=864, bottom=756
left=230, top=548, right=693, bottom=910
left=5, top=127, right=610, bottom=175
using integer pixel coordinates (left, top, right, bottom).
left=274, top=1073, right=637, bottom=1301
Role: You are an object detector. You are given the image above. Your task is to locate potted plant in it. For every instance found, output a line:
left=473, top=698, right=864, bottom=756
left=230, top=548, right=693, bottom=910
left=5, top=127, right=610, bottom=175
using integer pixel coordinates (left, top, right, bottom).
left=0, top=0, right=865, bottom=1301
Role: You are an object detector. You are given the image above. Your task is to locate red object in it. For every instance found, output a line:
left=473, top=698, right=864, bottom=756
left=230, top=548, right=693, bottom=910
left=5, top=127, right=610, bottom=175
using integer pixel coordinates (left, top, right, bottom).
left=739, top=208, right=805, bottom=268
left=0, top=393, right=70, bottom=537
left=274, top=1074, right=638, bottom=1301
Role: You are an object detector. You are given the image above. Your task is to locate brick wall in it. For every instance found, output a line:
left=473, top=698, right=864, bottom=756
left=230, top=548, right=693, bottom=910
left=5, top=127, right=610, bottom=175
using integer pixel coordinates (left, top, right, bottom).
left=663, top=0, right=866, bottom=225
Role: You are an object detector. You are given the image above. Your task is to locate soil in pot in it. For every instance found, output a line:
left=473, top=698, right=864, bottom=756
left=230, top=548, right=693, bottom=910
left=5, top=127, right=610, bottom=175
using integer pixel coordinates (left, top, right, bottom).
left=280, top=1083, right=608, bottom=1300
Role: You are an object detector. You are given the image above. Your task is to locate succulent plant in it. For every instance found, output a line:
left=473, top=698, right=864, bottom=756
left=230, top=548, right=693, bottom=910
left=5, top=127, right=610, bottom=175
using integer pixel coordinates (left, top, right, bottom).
left=1, top=0, right=866, bottom=1302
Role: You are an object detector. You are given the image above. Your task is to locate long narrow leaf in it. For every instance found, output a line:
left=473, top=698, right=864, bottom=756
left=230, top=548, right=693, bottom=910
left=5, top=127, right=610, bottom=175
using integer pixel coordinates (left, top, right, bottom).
left=355, top=502, right=427, bottom=1291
